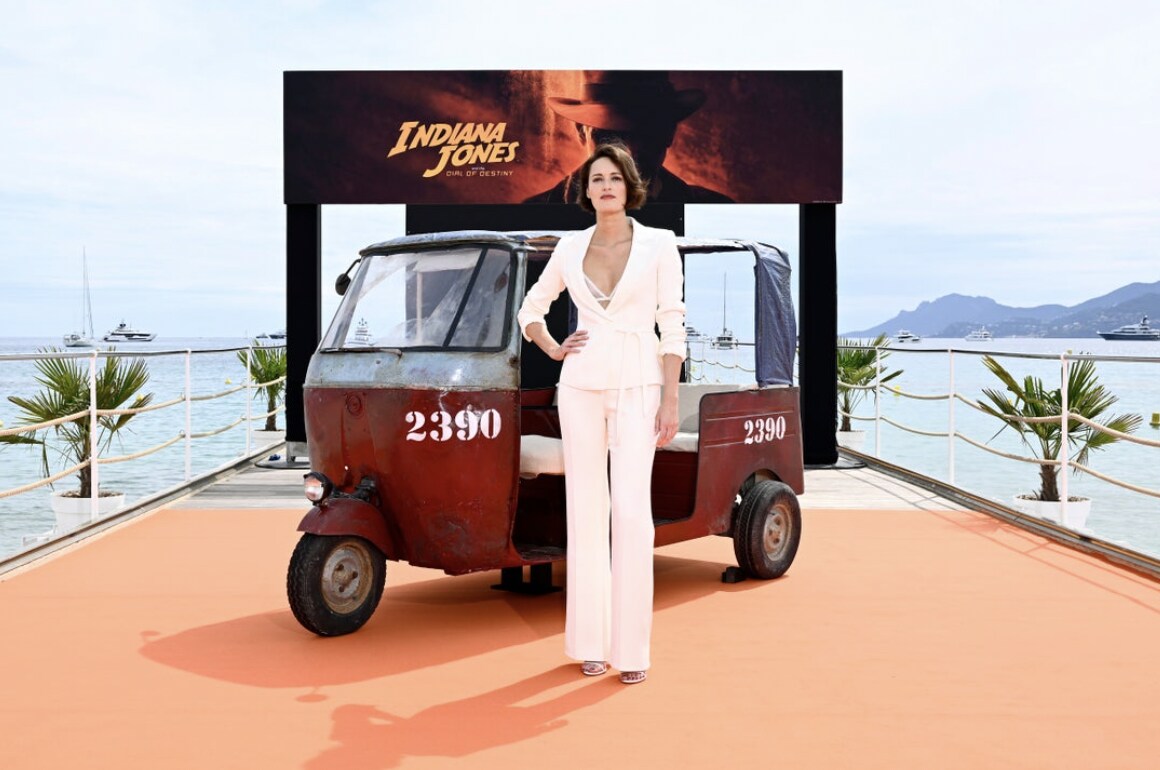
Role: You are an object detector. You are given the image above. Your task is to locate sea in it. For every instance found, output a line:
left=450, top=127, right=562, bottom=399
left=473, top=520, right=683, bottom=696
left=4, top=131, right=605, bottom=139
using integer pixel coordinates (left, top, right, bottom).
left=3, top=335, right=1159, bottom=561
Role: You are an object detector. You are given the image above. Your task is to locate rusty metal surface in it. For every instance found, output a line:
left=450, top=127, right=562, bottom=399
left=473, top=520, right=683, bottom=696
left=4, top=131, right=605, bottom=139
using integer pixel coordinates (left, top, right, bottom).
left=296, top=498, right=396, bottom=560
left=306, top=386, right=523, bottom=574
left=656, top=387, right=803, bottom=548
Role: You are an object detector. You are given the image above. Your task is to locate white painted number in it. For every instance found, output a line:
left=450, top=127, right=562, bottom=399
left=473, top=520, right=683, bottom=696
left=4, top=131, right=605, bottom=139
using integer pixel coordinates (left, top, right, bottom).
left=743, top=415, right=787, bottom=445
left=404, top=408, right=502, bottom=442
left=405, top=411, right=426, bottom=441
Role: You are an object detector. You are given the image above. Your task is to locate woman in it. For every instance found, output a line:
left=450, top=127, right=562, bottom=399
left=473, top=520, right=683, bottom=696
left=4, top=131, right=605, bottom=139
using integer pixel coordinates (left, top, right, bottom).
left=517, top=144, right=686, bottom=684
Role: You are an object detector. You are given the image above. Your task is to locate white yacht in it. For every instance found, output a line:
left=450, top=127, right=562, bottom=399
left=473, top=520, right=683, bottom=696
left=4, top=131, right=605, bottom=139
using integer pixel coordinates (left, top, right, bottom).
left=104, top=321, right=156, bottom=342
left=965, top=327, right=993, bottom=342
left=895, top=330, right=921, bottom=343
left=1097, top=316, right=1160, bottom=341
left=712, top=328, right=739, bottom=350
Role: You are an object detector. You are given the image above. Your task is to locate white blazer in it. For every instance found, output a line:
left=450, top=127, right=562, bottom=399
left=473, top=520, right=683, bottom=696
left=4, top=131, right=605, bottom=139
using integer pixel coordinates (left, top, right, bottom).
left=518, top=218, right=686, bottom=391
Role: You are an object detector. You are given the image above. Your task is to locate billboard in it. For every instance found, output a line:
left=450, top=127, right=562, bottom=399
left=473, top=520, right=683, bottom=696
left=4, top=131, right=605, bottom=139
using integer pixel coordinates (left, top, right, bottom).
left=284, top=70, right=841, bottom=206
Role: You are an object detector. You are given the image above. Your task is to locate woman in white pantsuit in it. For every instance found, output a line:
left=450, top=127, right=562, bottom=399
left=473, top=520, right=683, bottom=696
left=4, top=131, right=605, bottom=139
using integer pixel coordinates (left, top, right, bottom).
left=518, top=144, right=686, bottom=685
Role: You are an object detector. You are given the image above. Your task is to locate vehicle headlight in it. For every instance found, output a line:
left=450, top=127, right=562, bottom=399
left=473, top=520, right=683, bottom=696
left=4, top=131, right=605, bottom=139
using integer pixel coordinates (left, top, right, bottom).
left=303, top=471, right=333, bottom=503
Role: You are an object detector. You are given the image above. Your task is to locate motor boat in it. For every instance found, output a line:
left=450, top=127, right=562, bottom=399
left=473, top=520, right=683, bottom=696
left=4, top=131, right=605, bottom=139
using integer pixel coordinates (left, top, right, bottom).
left=965, top=327, right=993, bottom=342
left=895, top=330, right=921, bottom=343
left=685, top=324, right=709, bottom=342
left=1097, top=316, right=1160, bottom=341
left=257, top=329, right=287, bottom=340
left=712, top=328, right=739, bottom=350
left=103, top=322, right=156, bottom=342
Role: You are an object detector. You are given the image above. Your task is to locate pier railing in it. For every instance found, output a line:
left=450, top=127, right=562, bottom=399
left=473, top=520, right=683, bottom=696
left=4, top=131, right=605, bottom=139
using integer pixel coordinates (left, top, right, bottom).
left=838, top=343, right=1160, bottom=557
left=0, top=344, right=286, bottom=552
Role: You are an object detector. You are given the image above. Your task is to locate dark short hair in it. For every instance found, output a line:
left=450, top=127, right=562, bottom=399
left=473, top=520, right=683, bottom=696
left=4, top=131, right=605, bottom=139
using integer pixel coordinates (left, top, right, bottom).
left=576, top=143, right=648, bottom=213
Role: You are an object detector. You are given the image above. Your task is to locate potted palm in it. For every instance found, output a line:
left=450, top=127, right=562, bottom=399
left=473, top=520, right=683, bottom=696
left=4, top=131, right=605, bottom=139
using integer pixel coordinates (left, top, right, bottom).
left=238, top=342, right=287, bottom=435
left=837, top=334, right=903, bottom=450
left=976, top=355, right=1141, bottom=529
left=1, top=350, right=152, bottom=531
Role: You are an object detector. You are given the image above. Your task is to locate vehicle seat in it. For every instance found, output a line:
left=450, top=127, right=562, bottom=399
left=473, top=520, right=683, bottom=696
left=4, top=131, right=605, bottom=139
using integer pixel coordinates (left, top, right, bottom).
left=665, top=383, right=750, bottom=452
left=519, top=434, right=565, bottom=478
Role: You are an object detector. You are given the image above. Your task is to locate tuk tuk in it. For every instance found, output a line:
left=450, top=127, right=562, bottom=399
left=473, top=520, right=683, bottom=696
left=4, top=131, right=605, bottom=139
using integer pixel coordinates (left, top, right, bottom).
left=288, top=231, right=803, bottom=636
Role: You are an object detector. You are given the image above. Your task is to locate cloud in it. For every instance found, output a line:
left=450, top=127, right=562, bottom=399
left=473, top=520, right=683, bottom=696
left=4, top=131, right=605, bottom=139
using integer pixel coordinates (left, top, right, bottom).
left=2, top=0, right=1159, bottom=337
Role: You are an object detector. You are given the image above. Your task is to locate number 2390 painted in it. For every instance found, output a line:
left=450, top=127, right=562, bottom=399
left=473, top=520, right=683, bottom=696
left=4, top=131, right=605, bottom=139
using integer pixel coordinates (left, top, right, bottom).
left=405, top=409, right=502, bottom=442
left=744, top=416, right=787, bottom=444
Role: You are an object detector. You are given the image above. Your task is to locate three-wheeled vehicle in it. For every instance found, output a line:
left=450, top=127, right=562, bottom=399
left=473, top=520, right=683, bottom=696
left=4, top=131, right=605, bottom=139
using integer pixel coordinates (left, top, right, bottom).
left=288, top=231, right=803, bottom=636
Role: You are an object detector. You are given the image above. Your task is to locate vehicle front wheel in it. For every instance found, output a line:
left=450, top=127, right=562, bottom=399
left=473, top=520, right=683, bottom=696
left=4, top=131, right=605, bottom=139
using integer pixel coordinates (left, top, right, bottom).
left=287, top=534, right=386, bottom=636
left=733, top=480, right=802, bottom=580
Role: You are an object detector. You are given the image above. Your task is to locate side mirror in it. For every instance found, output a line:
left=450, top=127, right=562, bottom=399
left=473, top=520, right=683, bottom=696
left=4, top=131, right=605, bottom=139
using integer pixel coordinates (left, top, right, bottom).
left=335, top=258, right=361, bottom=295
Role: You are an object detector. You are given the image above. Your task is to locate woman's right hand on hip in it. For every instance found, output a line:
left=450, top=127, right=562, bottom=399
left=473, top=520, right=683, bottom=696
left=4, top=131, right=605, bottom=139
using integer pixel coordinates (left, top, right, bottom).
left=550, top=330, right=588, bottom=361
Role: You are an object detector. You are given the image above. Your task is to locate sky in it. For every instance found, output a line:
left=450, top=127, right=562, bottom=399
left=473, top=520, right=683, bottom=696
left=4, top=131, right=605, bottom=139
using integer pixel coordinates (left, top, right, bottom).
left=1, top=0, right=1158, bottom=339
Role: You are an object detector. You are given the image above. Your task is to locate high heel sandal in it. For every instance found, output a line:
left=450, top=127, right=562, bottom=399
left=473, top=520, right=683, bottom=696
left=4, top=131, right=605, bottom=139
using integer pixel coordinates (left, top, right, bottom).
left=581, top=661, right=608, bottom=676
left=619, top=670, right=647, bottom=685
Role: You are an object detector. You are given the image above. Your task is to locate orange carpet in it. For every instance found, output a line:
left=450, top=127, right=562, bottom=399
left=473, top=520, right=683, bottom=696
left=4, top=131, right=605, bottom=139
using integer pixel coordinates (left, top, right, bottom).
left=1, top=503, right=1158, bottom=769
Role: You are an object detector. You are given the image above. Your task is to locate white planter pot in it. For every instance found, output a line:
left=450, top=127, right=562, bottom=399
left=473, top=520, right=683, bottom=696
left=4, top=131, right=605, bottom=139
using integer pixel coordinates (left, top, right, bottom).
left=836, top=430, right=866, bottom=452
left=250, top=429, right=284, bottom=446
left=1011, top=495, right=1092, bottom=531
left=50, top=490, right=126, bottom=533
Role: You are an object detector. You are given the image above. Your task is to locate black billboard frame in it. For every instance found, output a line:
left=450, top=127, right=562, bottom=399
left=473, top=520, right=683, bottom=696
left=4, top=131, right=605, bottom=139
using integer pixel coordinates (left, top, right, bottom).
left=282, top=70, right=841, bottom=466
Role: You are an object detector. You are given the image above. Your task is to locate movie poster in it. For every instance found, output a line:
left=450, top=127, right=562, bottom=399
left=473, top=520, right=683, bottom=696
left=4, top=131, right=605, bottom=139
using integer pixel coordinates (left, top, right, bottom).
left=284, top=70, right=841, bottom=205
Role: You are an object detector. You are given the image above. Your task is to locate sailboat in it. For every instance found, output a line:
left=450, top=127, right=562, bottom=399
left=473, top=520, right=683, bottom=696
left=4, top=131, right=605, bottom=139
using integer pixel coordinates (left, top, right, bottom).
left=712, top=273, right=739, bottom=349
left=63, top=249, right=96, bottom=348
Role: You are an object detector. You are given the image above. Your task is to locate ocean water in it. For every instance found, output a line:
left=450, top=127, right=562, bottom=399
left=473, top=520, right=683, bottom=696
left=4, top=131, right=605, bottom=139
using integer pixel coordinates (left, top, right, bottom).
left=0, top=337, right=285, bottom=557
left=3, top=335, right=1159, bottom=562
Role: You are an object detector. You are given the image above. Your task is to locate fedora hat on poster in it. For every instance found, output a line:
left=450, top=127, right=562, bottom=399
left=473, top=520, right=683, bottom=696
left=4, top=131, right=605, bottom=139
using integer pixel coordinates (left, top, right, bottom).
left=548, top=71, right=706, bottom=132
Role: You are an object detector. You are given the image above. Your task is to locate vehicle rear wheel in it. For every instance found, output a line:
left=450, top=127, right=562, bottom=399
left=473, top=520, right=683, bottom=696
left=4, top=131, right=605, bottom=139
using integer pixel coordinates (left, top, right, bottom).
left=287, top=534, right=386, bottom=636
left=733, top=479, right=801, bottom=579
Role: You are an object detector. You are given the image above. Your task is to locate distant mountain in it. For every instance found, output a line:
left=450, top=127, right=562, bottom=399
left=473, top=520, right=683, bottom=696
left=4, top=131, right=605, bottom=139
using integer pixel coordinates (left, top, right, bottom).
left=845, top=281, right=1160, bottom=339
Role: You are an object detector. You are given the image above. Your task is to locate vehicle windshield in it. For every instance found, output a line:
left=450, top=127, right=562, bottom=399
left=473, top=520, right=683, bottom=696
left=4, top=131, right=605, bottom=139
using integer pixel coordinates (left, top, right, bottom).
left=321, top=246, right=514, bottom=351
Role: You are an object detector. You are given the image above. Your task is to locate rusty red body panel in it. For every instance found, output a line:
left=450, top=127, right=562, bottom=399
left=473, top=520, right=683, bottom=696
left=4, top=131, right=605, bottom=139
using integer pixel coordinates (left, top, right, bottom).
left=297, top=497, right=396, bottom=557
left=656, top=387, right=803, bottom=547
left=306, top=386, right=523, bottom=574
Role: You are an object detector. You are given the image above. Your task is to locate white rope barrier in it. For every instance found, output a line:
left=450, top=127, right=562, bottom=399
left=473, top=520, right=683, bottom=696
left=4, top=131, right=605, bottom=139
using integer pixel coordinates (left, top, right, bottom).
left=1070, top=413, right=1160, bottom=448
left=953, top=431, right=1060, bottom=467
left=887, top=387, right=949, bottom=402
left=96, top=396, right=184, bottom=417
left=253, top=375, right=287, bottom=388
left=1071, top=461, right=1160, bottom=499
left=0, top=410, right=88, bottom=437
left=188, top=416, right=246, bottom=439
left=0, top=460, right=90, bottom=500
left=190, top=384, right=247, bottom=402
left=879, top=415, right=950, bottom=438
left=245, top=406, right=285, bottom=423
left=102, top=435, right=184, bottom=465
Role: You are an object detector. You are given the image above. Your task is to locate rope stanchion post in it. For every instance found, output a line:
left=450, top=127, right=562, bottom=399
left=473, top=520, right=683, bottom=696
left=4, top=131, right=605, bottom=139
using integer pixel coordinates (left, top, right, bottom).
left=874, top=344, right=882, bottom=456
left=89, top=351, right=99, bottom=522
left=185, top=350, right=192, bottom=481
left=1060, top=355, right=1070, bottom=519
left=245, top=345, right=253, bottom=456
left=948, top=349, right=956, bottom=485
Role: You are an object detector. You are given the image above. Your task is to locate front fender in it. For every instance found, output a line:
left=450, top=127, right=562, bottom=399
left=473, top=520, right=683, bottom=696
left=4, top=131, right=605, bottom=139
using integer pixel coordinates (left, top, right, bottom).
left=297, top=497, right=396, bottom=560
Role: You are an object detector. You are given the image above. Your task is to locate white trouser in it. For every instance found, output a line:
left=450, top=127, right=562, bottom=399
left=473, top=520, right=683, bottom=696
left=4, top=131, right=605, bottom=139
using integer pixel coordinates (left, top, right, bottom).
left=557, top=383, right=661, bottom=672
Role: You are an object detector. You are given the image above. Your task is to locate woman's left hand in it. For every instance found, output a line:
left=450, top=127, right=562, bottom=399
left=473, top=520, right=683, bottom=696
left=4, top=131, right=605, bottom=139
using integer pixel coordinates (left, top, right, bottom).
left=655, top=398, right=680, bottom=447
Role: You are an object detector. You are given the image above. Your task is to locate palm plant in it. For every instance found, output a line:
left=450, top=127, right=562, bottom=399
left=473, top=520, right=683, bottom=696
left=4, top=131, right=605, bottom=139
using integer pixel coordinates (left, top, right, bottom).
left=837, top=334, right=903, bottom=432
left=977, top=355, right=1141, bottom=502
left=1, top=350, right=152, bottom=498
left=238, top=343, right=287, bottom=431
